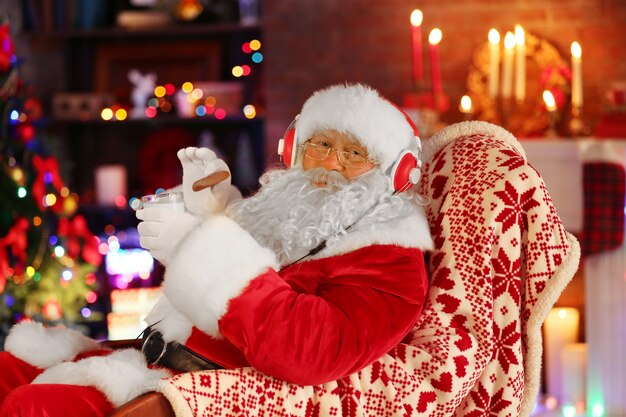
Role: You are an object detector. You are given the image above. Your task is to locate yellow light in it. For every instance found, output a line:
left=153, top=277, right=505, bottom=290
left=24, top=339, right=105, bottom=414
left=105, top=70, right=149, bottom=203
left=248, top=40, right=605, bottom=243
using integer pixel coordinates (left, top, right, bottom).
left=26, top=266, right=35, bottom=277
left=504, top=31, right=516, bottom=49
left=154, top=85, right=166, bottom=97
left=33, top=216, right=42, bottom=226
left=60, top=187, right=70, bottom=197
left=243, top=104, right=256, bottom=119
left=232, top=66, right=244, bottom=77
left=249, top=39, right=262, bottom=51
left=515, top=24, right=525, bottom=46
left=488, top=28, right=500, bottom=45
left=45, top=193, right=57, bottom=207
left=182, top=82, right=194, bottom=93
left=558, top=307, right=569, bottom=319
left=460, top=95, right=472, bottom=113
left=12, top=167, right=24, bottom=182
left=571, top=41, right=582, bottom=60
left=205, top=96, right=216, bottom=106
left=191, top=88, right=204, bottom=100
left=428, top=28, right=442, bottom=45
left=115, top=108, right=128, bottom=121
left=101, top=108, right=113, bottom=120
left=543, top=90, right=556, bottom=111
left=139, top=270, right=151, bottom=280
left=410, top=9, right=423, bottom=27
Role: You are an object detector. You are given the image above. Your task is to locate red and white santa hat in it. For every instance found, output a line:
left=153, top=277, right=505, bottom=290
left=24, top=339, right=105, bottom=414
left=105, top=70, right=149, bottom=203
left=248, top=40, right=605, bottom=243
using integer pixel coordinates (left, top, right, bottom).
left=291, top=83, right=421, bottom=175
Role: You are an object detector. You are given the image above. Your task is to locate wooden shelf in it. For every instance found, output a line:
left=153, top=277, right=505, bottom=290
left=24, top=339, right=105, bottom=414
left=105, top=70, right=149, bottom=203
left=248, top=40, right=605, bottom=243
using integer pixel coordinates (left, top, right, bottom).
left=50, top=115, right=264, bottom=127
left=30, top=22, right=261, bottom=41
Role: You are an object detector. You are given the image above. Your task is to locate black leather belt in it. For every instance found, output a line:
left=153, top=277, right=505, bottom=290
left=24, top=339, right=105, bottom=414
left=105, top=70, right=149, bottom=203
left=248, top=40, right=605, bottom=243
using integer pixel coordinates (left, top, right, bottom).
left=141, top=327, right=222, bottom=372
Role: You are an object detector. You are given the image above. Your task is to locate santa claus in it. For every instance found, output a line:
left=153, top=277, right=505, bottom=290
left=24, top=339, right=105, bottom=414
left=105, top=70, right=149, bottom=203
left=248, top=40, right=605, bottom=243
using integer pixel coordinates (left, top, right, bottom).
left=0, top=83, right=433, bottom=416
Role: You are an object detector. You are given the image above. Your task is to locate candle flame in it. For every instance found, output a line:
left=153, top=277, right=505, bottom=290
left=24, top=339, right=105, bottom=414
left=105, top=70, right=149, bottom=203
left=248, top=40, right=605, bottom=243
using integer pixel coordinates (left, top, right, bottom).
left=410, top=9, right=423, bottom=27
left=428, top=28, right=442, bottom=45
left=515, top=25, right=525, bottom=46
left=543, top=90, right=557, bottom=112
left=571, top=41, right=582, bottom=59
left=488, top=29, right=500, bottom=45
left=504, top=32, right=515, bottom=49
left=460, top=95, right=472, bottom=113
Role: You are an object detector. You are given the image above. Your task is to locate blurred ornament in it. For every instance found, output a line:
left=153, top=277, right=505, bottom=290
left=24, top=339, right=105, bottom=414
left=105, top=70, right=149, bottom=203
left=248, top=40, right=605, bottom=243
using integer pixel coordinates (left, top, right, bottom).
left=175, top=0, right=204, bottom=21
left=16, top=123, right=35, bottom=143
left=0, top=21, right=15, bottom=72
left=42, top=299, right=63, bottom=321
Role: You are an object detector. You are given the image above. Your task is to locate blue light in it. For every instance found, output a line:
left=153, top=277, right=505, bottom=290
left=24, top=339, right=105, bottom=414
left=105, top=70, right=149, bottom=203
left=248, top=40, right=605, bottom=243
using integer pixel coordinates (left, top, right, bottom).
left=251, top=52, right=263, bottom=63
left=155, top=188, right=165, bottom=195
left=195, top=105, right=206, bottom=116
left=10, top=110, right=19, bottom=121
left=44, top=172, right=53, bottom=184
left=4, top=294, right=14, bottom=307
left=49, top=235, right=58, bottom=245
left=81, top=307, right=92, bottom=318
left=17, top=187, right=27, bottom=198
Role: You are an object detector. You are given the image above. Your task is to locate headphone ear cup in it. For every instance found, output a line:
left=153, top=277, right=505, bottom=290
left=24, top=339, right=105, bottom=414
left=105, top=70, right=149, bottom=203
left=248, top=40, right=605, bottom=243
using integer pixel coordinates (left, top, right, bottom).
left=390, top=150, right=419, bottom=192
left=280, top=127, right=297, bottom=167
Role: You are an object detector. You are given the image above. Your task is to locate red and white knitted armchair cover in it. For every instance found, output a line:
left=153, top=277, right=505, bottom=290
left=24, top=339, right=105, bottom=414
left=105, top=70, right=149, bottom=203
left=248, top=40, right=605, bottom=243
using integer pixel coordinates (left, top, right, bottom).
left=153, top=121, right=580, bottom=417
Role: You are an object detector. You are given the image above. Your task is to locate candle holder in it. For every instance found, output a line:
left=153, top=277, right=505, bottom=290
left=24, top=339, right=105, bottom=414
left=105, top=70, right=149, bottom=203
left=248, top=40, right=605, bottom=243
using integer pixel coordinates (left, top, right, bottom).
left=545, top=109, right=560, bottom=138
left=567, top=105, right=591, bottom=138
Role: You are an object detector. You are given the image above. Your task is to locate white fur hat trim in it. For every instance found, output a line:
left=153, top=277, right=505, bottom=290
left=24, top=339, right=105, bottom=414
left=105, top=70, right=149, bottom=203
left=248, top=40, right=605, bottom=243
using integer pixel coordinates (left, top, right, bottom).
left=295, top=83, right=419, bottom=171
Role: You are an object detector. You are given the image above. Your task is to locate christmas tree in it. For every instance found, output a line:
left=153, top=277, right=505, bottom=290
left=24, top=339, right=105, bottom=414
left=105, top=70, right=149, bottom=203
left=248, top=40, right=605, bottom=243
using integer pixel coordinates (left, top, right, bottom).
left=0, top=18, right=102, bottom=345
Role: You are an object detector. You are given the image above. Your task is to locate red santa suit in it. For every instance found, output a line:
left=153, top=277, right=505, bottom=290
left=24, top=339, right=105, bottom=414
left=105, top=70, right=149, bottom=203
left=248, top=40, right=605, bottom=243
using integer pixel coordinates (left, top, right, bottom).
left=0, top=204, right=432, bottom=416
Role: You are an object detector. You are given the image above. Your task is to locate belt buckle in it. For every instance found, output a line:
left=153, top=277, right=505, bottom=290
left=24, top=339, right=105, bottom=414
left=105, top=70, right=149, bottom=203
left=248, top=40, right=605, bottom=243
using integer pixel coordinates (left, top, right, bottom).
left=141, top=328, right=168, bottom=366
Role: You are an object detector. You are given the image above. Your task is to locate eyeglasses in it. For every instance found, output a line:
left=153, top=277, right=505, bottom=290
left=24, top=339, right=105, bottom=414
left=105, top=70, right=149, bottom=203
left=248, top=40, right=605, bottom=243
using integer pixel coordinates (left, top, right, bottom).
left=301, top=142, right=375, bottom=169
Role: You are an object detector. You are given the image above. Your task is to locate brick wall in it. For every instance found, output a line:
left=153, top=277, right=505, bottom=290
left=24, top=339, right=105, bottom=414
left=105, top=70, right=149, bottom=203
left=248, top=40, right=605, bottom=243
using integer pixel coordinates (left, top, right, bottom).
left=263, top=0, right=626, bottom=161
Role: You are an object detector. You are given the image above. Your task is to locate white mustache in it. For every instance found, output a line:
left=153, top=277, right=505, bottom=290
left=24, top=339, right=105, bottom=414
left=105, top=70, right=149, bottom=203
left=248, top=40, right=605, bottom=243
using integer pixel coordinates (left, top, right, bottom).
left=307, top=168, right=348, bottom=188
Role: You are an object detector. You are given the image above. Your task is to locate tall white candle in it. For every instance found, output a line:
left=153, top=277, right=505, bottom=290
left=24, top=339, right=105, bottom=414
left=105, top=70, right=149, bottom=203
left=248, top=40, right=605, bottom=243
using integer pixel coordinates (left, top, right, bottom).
left=571, top=41, right=583, bottom=108
left=501, top=32, right=515, bottom=99
left=544, top=308, right=580, bottom=404
left=514, top=25, right=526, bottom=103
left=488, top=29, right=501, bottom=98
left=561, top=343, right=587, bottom=406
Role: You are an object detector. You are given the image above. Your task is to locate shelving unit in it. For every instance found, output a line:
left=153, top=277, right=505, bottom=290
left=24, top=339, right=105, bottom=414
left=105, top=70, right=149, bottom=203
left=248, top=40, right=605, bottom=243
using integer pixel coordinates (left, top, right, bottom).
left=34, top=20, right=265, bottom=200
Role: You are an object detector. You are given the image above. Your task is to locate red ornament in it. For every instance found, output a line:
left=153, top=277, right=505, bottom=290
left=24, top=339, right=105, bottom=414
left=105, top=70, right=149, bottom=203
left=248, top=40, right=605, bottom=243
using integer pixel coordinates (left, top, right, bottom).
left=16, top=123, right=35, bottom=143
left=57, top=215, right=102, bottom=266
left=0, top=218, right=29, bottom=293
left=0, top=22, right=15, bottom=72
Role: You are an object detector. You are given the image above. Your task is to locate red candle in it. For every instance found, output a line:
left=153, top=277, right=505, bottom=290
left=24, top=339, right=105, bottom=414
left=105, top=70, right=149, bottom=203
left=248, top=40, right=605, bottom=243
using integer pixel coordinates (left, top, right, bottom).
left=428, top=28, right=443, bottom=96
left=410, top=9, right=423, bottom=85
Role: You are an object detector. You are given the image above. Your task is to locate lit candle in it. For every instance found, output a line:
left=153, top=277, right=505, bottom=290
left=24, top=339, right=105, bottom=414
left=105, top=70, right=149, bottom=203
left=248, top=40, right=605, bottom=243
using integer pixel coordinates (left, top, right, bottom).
left=410, top=9, right=424, bottom=86
left=561, top=343, right=587, bottom=406
left=459, top=95, right=473, bottom=120
left=543, top=308, right=580, bottom=404
left=488, top=29, right=501, bottom=98
left=571, top=41, right=583, bottom=108
left=543, top=90, right=557, bottom=112
left=428, top=28, right=443, bottom=96
left=501, top=31, right=515, bottom=99
left=514, top=25, right=526, bottom=103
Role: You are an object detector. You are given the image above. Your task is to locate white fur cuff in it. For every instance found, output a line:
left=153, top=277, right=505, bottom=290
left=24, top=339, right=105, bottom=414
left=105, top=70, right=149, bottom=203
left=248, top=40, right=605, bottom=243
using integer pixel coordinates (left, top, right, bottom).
left=5, top=321, right=101, bottom=369
left=163, top=215, right=279, bottom=338
left=32, top=349, right=171, bottom=407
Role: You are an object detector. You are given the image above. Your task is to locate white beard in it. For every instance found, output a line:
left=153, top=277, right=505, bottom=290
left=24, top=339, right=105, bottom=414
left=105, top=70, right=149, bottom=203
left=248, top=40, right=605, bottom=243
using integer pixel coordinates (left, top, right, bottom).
left=226, top=167, right=418, bottom=266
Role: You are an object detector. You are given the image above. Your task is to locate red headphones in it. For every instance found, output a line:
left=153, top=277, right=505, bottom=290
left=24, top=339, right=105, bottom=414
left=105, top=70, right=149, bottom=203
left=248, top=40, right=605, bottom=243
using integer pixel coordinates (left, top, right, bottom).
left=277, top=110, right=422, bottom=193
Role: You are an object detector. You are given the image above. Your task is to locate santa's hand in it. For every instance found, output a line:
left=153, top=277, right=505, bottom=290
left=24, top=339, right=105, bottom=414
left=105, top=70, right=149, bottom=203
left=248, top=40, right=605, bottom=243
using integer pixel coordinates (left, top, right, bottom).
left=136, top=206, right=199, bottom=265
left=177, top=147, right=232, bottom=216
